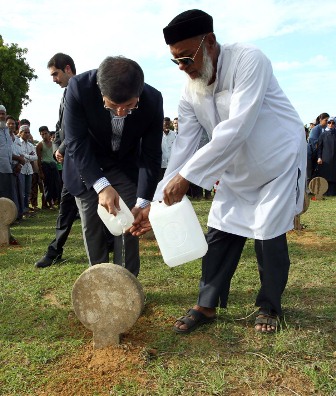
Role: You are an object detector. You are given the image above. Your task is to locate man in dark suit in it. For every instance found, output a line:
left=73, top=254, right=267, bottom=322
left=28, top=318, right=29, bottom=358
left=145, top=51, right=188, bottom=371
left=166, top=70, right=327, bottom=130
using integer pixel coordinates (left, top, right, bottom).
left=63, top=56, right=163, bottom=276
left=35, top=53, right=79, bottom=268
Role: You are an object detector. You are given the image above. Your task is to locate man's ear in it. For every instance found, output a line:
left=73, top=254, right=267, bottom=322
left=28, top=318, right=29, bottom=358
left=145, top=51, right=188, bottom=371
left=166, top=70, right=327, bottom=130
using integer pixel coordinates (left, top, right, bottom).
left=207, top=33, right=217, bottom=49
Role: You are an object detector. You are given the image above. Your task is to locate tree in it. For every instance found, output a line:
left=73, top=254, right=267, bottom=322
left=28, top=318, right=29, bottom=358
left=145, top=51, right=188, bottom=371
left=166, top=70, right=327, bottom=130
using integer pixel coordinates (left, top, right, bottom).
left=0, top=35, right=37, bottom=119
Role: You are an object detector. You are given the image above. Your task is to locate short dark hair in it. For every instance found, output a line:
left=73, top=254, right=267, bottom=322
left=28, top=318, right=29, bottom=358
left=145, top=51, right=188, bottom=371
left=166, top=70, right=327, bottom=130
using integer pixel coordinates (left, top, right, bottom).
left=20, top=118, right=30, bottom=126
left=97, top=56, right=144, bottom=103
left=47, top=53, right=76, bottom=74
left=5, top=115, right=16, bottom=122
left=164, top=117, right=171, bottom=122
left=39, top=126, right=49, bottom=133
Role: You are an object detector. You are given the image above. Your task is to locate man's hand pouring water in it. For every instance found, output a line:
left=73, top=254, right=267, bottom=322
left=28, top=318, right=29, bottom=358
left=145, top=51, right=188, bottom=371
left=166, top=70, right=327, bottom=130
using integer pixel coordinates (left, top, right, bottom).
left=99, top=185, right=152, bottom=236
left=98, top=186, right=121, bottom=215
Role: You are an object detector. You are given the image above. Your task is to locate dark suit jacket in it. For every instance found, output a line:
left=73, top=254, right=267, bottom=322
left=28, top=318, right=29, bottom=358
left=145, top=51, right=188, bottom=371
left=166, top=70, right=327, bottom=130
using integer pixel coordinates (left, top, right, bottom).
left=63, top=69, right=163, bottom=200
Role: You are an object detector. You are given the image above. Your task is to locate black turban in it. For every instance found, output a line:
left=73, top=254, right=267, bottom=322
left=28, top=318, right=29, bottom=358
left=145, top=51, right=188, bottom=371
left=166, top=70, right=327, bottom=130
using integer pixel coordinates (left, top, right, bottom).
left=163, top=9, right=213, bottom=45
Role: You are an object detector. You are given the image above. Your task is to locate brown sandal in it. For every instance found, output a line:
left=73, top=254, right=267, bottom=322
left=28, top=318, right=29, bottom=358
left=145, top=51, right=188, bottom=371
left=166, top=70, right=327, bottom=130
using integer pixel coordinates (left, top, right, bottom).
left=173, top=308, right=216, bottom=334
left=255, top=312, right=278, bottom=333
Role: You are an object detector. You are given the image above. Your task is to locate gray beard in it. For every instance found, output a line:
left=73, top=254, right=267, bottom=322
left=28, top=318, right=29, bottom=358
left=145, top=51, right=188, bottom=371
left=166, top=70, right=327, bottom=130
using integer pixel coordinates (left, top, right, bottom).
left=186, top=47, right=214, bottom=97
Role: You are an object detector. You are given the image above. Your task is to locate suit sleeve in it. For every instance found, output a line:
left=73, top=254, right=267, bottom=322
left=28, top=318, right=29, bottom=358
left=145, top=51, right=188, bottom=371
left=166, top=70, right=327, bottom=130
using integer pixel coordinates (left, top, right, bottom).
left=64, top=77, right=104, bottom=190
left=52, top=130, right=66, bottom=156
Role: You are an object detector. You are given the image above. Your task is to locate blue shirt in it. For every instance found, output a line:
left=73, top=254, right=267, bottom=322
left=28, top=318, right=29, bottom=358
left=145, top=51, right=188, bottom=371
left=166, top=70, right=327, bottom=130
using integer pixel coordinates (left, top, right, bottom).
left=0, top=127, right=13, bottom=173
left=308, top=124, right=323, bottom=146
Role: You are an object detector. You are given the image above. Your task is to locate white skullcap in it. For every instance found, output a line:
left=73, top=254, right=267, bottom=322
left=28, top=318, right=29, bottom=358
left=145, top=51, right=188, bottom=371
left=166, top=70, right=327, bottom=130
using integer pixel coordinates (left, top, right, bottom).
left=19, top=124, right=30, bottom=132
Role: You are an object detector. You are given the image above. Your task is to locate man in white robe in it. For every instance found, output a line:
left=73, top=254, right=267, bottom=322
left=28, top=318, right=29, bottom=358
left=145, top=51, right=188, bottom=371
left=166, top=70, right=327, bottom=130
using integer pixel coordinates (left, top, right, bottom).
left=134, top=9, right=306, bottom=333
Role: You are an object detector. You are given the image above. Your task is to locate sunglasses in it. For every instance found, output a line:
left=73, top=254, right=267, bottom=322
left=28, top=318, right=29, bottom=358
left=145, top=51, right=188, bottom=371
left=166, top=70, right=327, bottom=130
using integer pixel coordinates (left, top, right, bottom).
left=171, top=35, right=207, bottom=66
left=327, top=121, right=335, bottom=124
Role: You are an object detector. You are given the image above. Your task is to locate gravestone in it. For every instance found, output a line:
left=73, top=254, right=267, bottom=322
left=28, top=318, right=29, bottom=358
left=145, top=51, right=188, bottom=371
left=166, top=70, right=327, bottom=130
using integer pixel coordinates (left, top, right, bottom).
left=294, top=192, right=310, bottom=230
left=72, top=263, right=144, bottom=349
left=309, top=177, right=328, bottom=200
left=0, top=198, right=17, bottom=245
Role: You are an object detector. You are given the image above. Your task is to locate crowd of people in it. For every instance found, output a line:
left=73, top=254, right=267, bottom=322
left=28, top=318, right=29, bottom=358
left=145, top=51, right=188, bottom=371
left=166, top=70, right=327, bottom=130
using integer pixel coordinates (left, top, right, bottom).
left=0, top=109, right=63, bottom=244
left=1, top=9, right=333, bottom=336
left=306, top=113, right=336, bottom=196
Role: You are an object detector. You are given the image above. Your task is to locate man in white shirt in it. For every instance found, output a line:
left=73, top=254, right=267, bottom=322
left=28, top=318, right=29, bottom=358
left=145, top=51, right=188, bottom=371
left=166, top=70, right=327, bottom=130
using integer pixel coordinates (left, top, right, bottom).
left=19, top=125, right=37, bottom=214
left=0, top=106, right=19, bottom=244
left=173, top=117, right=178, bottom=135
left=0, top=105, right=13, bottom=200
left=160, top=117, right=176, bottom=179
left=153, top=9, right=306, bottom=334
left=6, top=115, right=25, bottom=220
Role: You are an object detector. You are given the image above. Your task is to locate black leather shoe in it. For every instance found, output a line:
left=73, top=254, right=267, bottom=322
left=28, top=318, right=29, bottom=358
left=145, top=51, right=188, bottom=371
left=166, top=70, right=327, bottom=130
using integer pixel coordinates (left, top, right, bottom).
left=35, top=254, right=63, bottom=268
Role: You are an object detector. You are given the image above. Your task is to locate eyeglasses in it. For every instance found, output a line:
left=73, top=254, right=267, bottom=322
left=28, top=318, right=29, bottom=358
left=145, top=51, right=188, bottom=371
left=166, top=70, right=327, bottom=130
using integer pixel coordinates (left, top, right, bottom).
left=103, top=98, right=139, bottom=117
left=327, top=121, right=335, bottom=124
left=171, top=35, right=207, bottom=66
left=105, top=103, right=138, bottom=116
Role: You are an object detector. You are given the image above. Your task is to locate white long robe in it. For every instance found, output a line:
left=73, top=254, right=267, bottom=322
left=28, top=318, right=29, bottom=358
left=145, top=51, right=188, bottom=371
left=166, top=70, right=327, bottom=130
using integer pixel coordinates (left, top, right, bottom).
left=154, top=43, right=307, bottom=240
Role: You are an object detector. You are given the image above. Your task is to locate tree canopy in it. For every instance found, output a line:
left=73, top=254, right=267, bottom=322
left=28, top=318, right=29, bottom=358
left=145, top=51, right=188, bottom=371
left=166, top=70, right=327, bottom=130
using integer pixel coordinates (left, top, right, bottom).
left=0, top=35, right=37, bottom=119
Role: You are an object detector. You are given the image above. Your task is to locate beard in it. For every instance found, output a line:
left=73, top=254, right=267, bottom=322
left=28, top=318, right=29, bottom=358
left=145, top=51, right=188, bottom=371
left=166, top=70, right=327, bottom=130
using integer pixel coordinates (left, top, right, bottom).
left=186, top=46, right=214, bottom=97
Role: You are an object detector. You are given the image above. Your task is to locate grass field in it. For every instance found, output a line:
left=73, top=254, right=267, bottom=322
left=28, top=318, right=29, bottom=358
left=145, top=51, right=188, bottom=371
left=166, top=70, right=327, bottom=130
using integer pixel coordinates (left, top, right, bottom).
left=0, top=197, right=335, bottom=395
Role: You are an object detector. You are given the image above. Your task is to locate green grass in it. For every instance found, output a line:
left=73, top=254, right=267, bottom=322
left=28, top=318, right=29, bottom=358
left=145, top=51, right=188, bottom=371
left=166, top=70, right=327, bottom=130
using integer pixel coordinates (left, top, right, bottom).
left=0, top=197, right=335, bottom=395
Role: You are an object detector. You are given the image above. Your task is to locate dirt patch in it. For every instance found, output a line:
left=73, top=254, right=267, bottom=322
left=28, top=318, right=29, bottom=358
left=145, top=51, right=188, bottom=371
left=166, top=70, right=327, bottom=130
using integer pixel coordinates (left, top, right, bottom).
left=288, top=229, right=335, bottom=251
left=43, top=292, right=64, bottom=309
left=36, top=308, right=161, bottom=396
left=37, top=332, right=155, bottom=395
left=37, top=342, right=153, bottom=396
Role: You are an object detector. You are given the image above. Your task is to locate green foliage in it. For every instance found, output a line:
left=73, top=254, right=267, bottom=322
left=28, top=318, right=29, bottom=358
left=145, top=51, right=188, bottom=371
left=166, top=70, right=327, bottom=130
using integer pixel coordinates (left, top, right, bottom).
left=0, top=35, right=37, bottom=118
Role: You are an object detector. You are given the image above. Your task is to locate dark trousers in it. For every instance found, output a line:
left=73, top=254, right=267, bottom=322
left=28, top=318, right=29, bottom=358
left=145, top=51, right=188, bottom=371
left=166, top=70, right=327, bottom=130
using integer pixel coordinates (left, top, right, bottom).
left=12, top=173, right=24, bottom=218
left=75, top=167, right=140, bottom=276
left=46, top=185, right=78, bottom=258
left=41, top=161, right=61, bottom=204
left=0, top=173, right=13, bottom=200
left=197, top=228, right=290, bottom=316
left=30, top=173, right=39, bottom=208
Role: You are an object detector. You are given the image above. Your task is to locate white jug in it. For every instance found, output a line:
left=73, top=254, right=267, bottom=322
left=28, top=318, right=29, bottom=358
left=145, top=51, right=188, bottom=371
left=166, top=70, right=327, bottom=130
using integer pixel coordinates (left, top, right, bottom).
left=97, top=197, right=134, bottom=236
left=149, top=196, right=208, bottom=267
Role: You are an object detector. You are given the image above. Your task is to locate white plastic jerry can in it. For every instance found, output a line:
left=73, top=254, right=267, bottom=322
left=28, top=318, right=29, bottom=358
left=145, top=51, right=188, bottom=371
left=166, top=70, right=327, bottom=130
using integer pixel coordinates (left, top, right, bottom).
left=149, top=196, right=208, bottom=267
left=97, top=196, right=134, bottom=236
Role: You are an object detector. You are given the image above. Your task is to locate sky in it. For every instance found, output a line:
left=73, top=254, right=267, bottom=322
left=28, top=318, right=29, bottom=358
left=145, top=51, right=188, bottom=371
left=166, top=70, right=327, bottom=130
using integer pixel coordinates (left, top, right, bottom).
left=1, top=0, right=336, bottom=140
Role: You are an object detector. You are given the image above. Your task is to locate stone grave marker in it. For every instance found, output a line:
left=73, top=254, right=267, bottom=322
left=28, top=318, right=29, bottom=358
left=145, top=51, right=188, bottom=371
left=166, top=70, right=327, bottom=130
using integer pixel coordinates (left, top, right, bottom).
left=0, top=198, right=17, bottom=245
left=72, top=263, right=144, bottom=349
left=294, top=191, right=310, bottom=230
left=309, top=177, right=328, bottom=200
